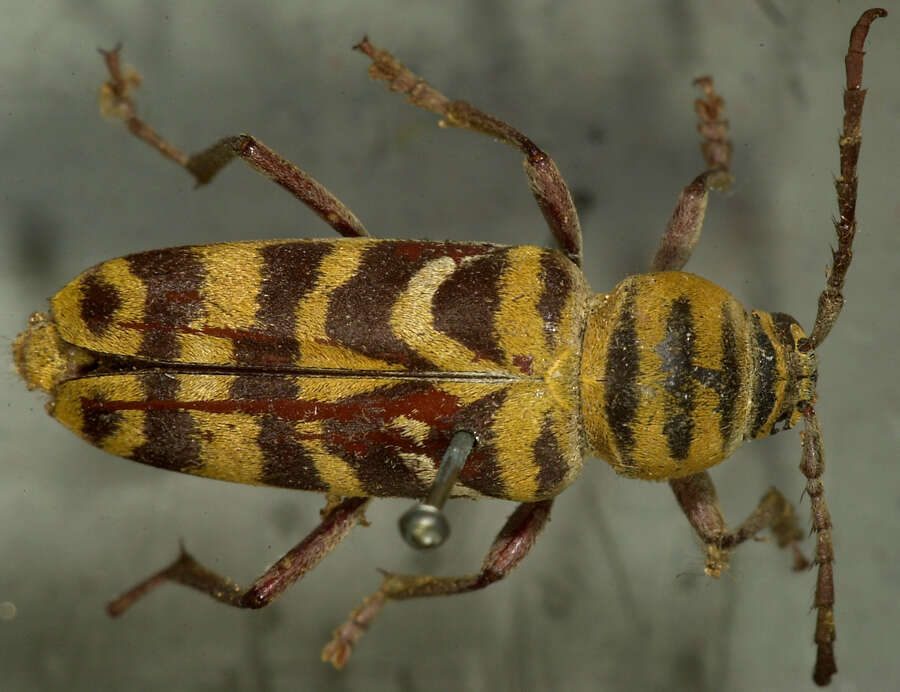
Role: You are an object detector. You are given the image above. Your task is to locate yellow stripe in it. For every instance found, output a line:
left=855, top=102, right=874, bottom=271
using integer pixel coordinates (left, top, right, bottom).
left=176, top=243, right=265, bottom=365
left=495, top=247, right=549, bottom=372
left=389, top=415, right=432, bottom=444
left=390, top=255, right=480, bottom=370
left=191, top=411, right=264, bottom=484
left=723, top=299, right=754, bottom=455
left=52, top=257, right=146, bottom=355
left=176, top=373, right=234, bottom=402
left=680, top=280, right=731, bottom=464
left=163, top=375, right=265, bottom=485
left=293, top=376, right=396, bottom=402
left=628, top=276, right=673, bottom=478
left=53, top=374, right=146, bottom=457
left=435, top=380, right=507, bottom=406
left=492, top=383, right=548, bottom=499
left=303, top=434, right=365, bottom=496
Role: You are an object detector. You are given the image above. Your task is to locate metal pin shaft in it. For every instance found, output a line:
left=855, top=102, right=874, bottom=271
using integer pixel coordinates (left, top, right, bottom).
left=398, top=430, right=476, bottom=549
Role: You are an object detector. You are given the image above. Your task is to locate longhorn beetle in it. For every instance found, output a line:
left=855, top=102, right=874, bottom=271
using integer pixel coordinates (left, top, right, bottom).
left=12, top=9, right=885, bottom=686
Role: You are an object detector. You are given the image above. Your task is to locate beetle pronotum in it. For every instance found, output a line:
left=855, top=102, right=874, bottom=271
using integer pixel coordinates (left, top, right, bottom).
left=12, top=9, right=885, bottom=685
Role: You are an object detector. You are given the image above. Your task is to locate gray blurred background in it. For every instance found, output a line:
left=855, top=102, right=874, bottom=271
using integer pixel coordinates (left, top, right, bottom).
left=1, top=2, right=898, bottom=690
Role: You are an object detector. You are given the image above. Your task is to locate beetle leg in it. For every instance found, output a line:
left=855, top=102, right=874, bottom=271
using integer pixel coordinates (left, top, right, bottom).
left=106, top=496, right=370, bottom=615
left=692, top=76, right=734, bottom=189
left=355, top=39, right=582, bottom=267
left=97, top=45, right=369, bottom=238
left=807, top=8, right=885, bottom=348
left=322, top=499, right=553, bottom=669
left=651, top=77, right=733, bottom=272
left=669, top=471, right=808, bottom=578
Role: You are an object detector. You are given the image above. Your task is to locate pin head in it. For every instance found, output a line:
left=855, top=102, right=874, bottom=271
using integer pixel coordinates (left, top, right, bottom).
left=398, top=504, right=450, bottom=549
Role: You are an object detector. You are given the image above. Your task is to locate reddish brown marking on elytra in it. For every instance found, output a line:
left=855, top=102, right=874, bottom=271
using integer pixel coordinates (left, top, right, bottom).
left=200, top=325, right=272, bottom=342
left=442, top=243, right=500, bottom=262
left=512, top=355, right=534, bottom=375
left=79, top=271, right=122, bottom=337
left=321, top=381, right=468, bottom=498
left=118, top=320, right=282, bottom=344
left=79, top=377, right=518, bottom=498
left=129, top=371, right=202, bottom=473
left=118, top=320, right=299, bottom=368
left=388, top=241, right=429, bottom=262
left=314, top=381, right=510, bottom=498
left=163, top=290, right=201, bottom=304
left=81, top=378, right=463, bottom=424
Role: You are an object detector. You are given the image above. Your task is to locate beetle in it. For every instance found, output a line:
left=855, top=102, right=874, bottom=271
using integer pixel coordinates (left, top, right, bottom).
left=11, top=9, right=885, bottom=686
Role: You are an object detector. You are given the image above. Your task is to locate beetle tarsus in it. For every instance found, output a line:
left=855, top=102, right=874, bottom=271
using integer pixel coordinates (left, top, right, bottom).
left=651, top=76, right=733, bottom=272
left=322, top=591, right=387, bottom=669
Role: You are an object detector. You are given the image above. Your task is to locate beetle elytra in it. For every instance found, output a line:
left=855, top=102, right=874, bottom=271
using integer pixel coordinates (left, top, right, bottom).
left=12, top=9, right=886, bottom=685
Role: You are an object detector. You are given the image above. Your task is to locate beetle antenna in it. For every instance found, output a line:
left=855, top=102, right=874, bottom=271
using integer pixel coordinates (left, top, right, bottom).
left=807, top=8, right=886, bottom=349
left=798, top=406, right=836, bottom=685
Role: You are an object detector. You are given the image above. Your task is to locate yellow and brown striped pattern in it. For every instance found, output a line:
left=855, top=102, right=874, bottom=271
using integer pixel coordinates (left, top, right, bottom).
left=18, top=239, right=590, bottom=502
left=16, top=240, right=815, bottom=496
left=580, top=272, right=809, bottom=480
